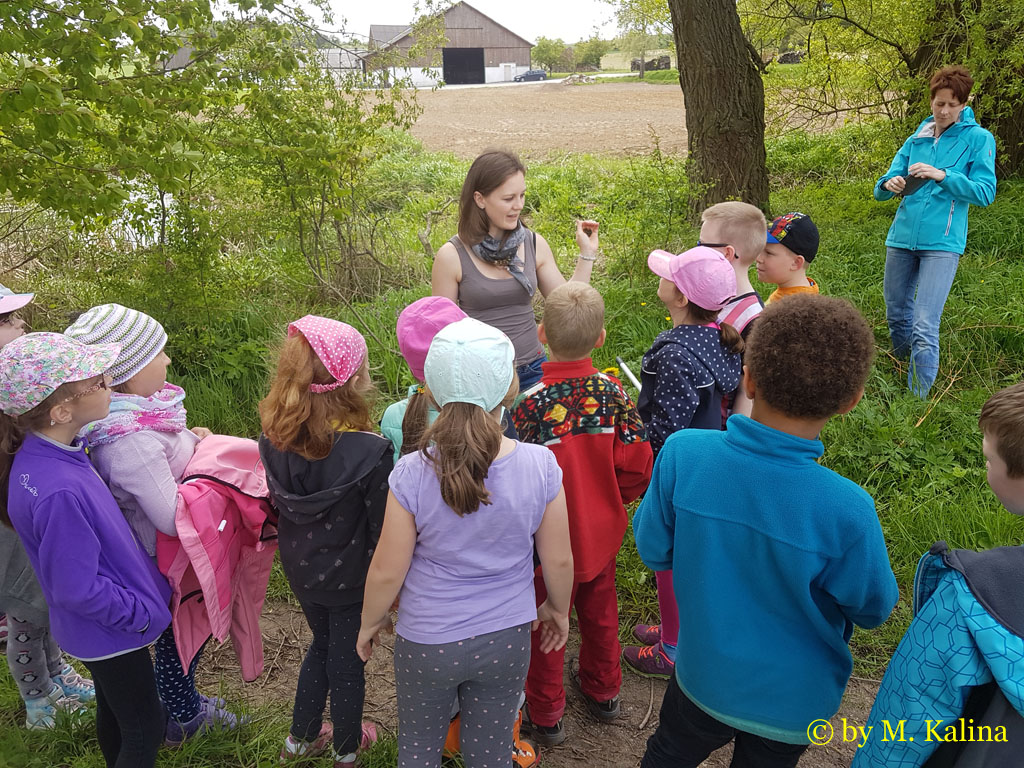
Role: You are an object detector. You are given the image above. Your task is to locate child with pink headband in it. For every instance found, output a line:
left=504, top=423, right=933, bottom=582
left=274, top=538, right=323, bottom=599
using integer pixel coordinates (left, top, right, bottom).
left=259, top=315, right=387, bottom=766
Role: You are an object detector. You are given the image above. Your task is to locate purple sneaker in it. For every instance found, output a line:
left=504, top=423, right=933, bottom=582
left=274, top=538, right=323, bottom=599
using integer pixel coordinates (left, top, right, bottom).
left=622, top=642, right=674, bottom=680
left=165, top=699, right=240, bottom=746
left=632, top=624, right=662, bottom=646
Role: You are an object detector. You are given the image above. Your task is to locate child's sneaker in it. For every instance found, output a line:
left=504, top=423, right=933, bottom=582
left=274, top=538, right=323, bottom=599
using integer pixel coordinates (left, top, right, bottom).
left=522, top=704, right=565, bottom=747
left=622, top=642, right=674, bottom=679
left=569, top=656, right=621, bottom=722
left=632, top=623, right=661, bottom=646
left=165, top=698, right=240, bottom=746
left=512, top=735, right=540, bottom=768
left=24, top=684, right=84, bottom=730
left=280, top=722, right=333, bottom=763
left=331, top=721, right=377, bottom=768
left=52, top=663, right=96, bottom=704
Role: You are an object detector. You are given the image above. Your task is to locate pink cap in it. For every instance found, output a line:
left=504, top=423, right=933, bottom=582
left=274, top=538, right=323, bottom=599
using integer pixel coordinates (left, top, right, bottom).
left=647, top=246, right=737, bottom=311
left=396, top=296, right=468, bottom=381
left=287, top=315, right=367, bottom=393
left=0, top=283, right=33, bottom=315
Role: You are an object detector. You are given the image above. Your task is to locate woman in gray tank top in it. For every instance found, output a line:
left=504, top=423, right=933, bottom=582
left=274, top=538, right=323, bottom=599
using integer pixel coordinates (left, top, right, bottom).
left=431, top=150, right=600, bottom=390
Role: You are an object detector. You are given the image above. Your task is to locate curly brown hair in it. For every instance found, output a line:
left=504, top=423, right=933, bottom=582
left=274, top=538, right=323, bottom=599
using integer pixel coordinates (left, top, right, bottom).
left=979, top=382, right=1024, bottom=478
left=259, top=334, right=374, bottom=461
left=745, top=295, right=874, bottom=420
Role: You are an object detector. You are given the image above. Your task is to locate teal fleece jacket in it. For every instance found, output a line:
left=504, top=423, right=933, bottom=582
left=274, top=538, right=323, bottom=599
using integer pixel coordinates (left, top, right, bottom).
left=633, top=415, right=899, bottom=743
left=873, top=106, right=996, bottom=254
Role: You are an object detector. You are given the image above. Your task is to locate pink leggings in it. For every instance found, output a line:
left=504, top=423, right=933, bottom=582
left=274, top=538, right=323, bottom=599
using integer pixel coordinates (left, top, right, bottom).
left=655, top=571, right=679, bottom=648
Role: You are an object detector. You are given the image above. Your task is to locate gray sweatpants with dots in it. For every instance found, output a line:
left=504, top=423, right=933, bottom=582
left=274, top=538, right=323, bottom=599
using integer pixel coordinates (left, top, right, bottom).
left=395, top=623, right=531, bottom=768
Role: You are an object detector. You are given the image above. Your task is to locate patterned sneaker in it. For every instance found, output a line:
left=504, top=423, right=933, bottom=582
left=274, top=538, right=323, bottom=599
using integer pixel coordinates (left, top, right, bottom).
left=331, top=722, right=378, bottom=768
left=165, top=699, right=240, bottom=747
left=512, top=734, right=540, bottom=767
left=52, top=664, right=96, bottom=704
left=280, top=723, right=333, bottom=763
left=623, top=642, right=674, bottom=679
left=24, top=684, right=85, bottom=730
left=632, top=623, right=661, bottom=646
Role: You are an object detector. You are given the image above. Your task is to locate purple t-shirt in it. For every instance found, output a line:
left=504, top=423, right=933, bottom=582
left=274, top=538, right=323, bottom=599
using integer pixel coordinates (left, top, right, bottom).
left=390, top=441, right=562, bottom=644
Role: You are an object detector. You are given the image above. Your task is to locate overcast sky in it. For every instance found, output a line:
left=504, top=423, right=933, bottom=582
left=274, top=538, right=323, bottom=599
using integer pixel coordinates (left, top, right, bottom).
left=327, top=0, right=620, bottom=45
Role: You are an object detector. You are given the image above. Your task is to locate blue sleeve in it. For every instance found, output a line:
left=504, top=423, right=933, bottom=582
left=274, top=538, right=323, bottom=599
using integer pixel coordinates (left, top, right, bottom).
left=874, top=134, right=913, bottom=201
left=937, top=129, right=997, bottom=207
left=34, top=493, right=150, bottom=633
left=820, top=500, right=899, bottom=629
left=644, top=348, right=700, bottom=455
left=631, top=437, right=677, bottom=572
left=852, top=572, right=989, bottom=768
left=380, top=400, right=407, bottom=465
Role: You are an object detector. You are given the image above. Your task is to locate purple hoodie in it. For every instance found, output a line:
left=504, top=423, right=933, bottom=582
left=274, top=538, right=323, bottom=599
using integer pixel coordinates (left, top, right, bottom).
left=7, top=432, right=171, bottom=660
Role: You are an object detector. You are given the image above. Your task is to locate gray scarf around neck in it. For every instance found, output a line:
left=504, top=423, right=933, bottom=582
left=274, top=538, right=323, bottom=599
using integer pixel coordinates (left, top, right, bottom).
left=472, top=223, right=534, bottom=297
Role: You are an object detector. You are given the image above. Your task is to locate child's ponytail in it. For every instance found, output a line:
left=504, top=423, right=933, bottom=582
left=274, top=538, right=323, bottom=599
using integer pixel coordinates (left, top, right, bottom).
left=419, top=377, right=518, bottom=516
left=687, top=304, right=745, bottom=356
left=399, top=389, right=431, bottom=458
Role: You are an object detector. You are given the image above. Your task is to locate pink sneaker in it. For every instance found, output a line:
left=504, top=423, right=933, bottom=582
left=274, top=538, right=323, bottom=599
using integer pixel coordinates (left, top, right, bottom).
left=281, top=722, right=333, bottom=763
left=332, top=722, right=378, bottom=767
left=622, top=642, right=674, bottom=679
left=632, top=624, right=661, bottom=646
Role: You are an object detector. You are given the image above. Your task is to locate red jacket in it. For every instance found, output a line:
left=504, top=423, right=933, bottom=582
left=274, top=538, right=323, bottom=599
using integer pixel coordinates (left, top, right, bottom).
left=512, top=358, right=653, bottom=581
left=156, top=436, right=277, bottom=681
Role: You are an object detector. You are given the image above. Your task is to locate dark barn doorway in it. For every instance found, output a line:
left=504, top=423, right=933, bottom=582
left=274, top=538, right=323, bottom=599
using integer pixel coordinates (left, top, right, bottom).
left=442, top=48, right=485, bottom=84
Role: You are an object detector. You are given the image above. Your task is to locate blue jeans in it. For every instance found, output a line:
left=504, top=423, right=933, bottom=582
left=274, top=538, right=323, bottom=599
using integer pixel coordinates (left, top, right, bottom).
left=516, top=352, right=547, bottom=390
left=883, top=247, right=960, bottom=398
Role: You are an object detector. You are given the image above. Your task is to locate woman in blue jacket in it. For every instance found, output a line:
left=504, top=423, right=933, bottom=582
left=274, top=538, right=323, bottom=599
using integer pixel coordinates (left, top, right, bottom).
left=874, top=65, right=996, bottom=397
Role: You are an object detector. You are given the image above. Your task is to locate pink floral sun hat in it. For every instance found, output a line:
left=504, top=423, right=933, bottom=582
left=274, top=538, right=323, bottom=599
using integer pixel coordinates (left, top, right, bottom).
left=0, top=332, right=120, bottom=416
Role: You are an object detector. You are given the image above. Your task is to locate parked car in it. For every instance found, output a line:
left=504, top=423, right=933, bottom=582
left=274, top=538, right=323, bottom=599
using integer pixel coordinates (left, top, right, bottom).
left=514, top=69, right=547, bottom=82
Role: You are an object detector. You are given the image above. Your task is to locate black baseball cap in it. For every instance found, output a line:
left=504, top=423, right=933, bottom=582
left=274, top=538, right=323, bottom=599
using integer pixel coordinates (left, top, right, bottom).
left=766, top=212, right=820, bottom=262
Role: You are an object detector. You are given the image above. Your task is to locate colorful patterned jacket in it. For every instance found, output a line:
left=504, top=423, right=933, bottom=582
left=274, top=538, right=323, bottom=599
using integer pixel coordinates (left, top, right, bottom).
left=512, top=358, right=653, bottom=581
left=853, top=542, right=1024, bottom=768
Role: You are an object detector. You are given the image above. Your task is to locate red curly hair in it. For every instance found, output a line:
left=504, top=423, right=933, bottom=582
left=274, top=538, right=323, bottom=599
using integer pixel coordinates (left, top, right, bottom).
left=259, top=334, right=374, bottom=461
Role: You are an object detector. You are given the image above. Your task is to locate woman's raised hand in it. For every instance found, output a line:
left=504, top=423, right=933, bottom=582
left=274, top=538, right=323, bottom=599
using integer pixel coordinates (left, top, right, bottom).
left=575, top=220, right=600, bottom=258
left=908, top=163, right=946, bottom=182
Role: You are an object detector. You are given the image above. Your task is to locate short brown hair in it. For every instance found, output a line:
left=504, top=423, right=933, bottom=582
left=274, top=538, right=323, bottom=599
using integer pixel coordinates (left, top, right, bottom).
left=701, top=202, right=767, bottom=265
left=979, top=382, right=1024, bottom=478
left=458, top=150, right=526, bottom=247
left=260, top=333, right=374, bottom=461
left=930, top=65, right=973, bottom=103
left=542, top=282, right=605, bottom=360
left=746, top=295, right=875, bottom=420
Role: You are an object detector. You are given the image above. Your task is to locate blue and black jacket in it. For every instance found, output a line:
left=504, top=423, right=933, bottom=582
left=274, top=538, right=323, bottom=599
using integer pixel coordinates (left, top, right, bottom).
left=853, top=542, right=1024, bottom=767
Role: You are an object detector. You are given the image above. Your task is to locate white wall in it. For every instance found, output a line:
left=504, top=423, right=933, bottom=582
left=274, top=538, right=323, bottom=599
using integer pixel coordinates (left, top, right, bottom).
left=389, top=67, right=442, bottom=87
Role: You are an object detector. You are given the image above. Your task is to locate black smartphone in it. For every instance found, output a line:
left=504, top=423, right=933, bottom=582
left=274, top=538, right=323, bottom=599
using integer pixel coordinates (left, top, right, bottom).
left=900, top=174, right=930, bottom=196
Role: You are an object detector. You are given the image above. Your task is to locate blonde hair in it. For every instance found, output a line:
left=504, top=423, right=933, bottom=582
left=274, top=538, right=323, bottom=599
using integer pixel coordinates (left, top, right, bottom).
left=541, top=282, right=605, bottom=361
left=420, top=377, right=519, bottom=516
left=260, top=334, right=374, bottom=461
left=701, top=202, right=768, bottom=266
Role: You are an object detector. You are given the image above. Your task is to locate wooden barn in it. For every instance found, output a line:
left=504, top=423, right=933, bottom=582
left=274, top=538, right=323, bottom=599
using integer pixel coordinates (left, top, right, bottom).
left=368, top=1, right=533, bottom=87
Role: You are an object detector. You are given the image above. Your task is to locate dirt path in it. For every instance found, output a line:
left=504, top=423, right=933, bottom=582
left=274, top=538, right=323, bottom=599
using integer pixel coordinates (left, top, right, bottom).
left=409, top=81, right=688, bottom=160
left=200, top=600, right=877, bottom=767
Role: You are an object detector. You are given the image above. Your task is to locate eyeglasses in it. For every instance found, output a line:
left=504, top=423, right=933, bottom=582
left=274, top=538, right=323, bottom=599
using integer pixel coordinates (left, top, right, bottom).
left=697, top=241, right=738, bottom=259
left=61, top=375, right=112, bottom=403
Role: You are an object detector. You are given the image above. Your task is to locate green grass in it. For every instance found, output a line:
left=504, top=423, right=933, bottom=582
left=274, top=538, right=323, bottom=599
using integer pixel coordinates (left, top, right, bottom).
left=3, top=127, right=1023, bottom=764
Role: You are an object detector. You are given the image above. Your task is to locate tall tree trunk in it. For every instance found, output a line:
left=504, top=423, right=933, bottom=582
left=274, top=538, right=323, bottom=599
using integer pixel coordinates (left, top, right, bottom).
left=667, top=0, right=769, bottom=215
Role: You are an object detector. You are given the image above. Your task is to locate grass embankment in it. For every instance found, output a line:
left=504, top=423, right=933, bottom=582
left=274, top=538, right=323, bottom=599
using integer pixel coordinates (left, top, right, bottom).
left=2, top=127, right=1022, bottom=766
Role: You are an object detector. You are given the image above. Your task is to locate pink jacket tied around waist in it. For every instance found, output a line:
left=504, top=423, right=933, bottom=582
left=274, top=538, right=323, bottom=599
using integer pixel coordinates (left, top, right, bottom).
left=156, top=435, right=278, bottom=681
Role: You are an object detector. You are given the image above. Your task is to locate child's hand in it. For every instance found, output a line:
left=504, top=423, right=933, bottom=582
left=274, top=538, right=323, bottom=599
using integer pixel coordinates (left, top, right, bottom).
left=575, top=220, right=600, bottom=257
left=191, top=427, right=213, bottom=440
left=356, top=615, right=393, bottom=662
left=532, top=599, right=569, bottom=653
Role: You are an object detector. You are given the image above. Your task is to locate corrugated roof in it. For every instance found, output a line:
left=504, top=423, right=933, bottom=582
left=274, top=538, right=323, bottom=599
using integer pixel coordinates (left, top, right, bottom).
left=369, top=24, right=412, bottom=46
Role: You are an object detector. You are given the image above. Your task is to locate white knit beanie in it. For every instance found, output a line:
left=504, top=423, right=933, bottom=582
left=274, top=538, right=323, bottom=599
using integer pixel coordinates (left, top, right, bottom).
left=64, top=304, right=168, bottom=386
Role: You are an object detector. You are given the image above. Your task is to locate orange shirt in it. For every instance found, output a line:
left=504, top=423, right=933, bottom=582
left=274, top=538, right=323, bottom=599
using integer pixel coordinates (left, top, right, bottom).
left=767, top=278, right=819, bottom=304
